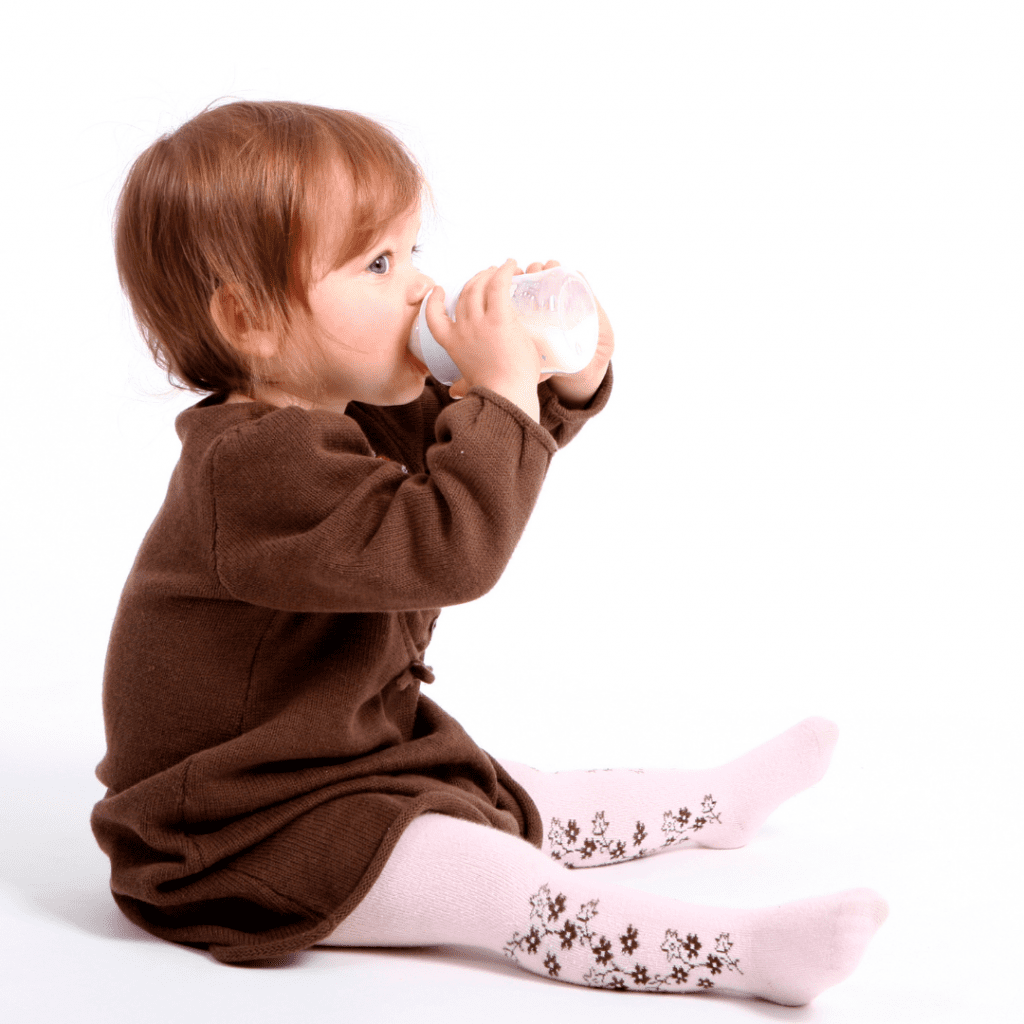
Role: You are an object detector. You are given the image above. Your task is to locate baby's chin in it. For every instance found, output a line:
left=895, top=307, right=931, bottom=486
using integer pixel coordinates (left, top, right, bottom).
left=394, top=375, right=430, bottom=406
left=360, top=373, right=430, bottom=409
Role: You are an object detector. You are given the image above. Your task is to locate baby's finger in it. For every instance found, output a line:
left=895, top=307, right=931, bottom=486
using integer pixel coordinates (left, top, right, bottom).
left=458, top=265, right=497, bottom=320
left=484, top=258, right=517, bottom=315
left=422, top=287, right=451, bottom=345
left=525, top=262, right=545, bottom=274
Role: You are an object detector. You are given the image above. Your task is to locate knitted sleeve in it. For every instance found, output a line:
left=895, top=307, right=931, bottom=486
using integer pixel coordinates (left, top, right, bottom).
left=358, top=363, right=614, bottom=469
left=537, top=362, right=614, bottom=449
left=209, top=386, right=561, bottom=614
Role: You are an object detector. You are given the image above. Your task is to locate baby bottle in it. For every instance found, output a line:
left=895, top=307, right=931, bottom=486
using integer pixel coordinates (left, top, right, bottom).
left=408, top=266, right=599, bottom=387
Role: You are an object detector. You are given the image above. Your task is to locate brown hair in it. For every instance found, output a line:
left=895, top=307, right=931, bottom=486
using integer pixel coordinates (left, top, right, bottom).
left=114, top=100, right=426, bottom=396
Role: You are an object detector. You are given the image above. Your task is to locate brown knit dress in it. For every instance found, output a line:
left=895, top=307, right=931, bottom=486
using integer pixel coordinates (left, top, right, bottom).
left=91, top=369, right=612, bottom=963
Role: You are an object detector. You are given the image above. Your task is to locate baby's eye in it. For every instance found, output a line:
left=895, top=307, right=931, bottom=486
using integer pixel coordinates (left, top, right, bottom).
left=368, top=253, right=391, bottom=275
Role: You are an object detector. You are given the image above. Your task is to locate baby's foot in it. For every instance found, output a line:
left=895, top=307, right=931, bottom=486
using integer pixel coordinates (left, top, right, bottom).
left=740, top=888, right=890, bottom=1005
left=696, top=716, right=839, bottom=849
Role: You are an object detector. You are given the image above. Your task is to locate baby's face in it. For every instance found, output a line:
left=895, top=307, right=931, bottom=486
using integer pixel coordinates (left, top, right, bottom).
left=296, top=200, right=434, bottom=412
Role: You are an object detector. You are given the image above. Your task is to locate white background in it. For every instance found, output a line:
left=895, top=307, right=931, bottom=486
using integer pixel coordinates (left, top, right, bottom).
left=2, top=1, right=1020, bottom=1021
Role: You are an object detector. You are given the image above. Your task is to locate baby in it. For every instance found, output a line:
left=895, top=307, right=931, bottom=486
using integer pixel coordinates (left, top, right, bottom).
left=91, top=99, right=887, bottom=1004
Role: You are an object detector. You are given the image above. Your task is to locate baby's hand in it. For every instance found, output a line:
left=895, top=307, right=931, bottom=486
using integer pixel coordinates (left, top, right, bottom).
left=425, top=259, right=544, bottom=420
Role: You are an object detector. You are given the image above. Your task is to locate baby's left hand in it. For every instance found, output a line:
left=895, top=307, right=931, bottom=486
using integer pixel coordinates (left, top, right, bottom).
left=515, top=259, right=615, bottom=404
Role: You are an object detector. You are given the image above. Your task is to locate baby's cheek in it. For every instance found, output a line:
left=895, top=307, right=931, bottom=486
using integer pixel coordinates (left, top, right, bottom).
left=368, top=307, right=405, bottom=335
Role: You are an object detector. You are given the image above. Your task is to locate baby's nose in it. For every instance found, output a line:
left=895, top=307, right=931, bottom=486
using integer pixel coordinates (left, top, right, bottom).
left=410, top=272, right=434, bottom=306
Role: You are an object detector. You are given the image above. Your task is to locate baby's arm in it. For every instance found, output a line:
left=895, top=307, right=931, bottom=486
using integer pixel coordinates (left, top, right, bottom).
left=209, top=386, right=558, bottom=614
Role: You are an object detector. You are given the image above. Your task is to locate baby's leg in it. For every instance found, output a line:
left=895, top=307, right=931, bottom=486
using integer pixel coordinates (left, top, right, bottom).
left=499, top=717, right=838, bottom=866
left=323, top=813, right=887, bottom=1006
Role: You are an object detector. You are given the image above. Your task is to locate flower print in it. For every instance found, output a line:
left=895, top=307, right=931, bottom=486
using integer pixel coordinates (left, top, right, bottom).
left=508, top=887, right=739, bottom=995
left=593, top=936, right=614, bottom=965
left=529, top=886, right=552, bottom=921
left=619, top=925, right=639, bottom=955
left=661, top=929, right=687, bottom=962
left=587, top=969, right=626, bottom=990
left=547, top=892, right=566, bottom=921
left=630, top=964, right=651, bottom=986
left=550, top=793, right=722, bottom=868
left=662, top=807, right=694, bottom=843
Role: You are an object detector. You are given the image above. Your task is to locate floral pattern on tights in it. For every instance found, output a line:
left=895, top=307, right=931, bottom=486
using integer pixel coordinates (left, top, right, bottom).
left=547, top=795, right=722, bottom=867
left=503, top=884, right=742, bottom=992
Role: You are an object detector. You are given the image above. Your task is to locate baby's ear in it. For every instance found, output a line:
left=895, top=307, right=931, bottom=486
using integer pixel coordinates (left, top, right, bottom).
left=209, top=285, right=280, bottom=359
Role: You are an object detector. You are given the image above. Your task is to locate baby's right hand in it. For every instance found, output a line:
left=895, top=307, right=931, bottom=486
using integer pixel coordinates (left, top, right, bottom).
left=424, top=259, right=543, bottom=421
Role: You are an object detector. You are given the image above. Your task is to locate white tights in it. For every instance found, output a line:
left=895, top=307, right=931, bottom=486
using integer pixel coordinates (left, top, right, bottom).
left=321, top=718, right=888, bottom=1006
